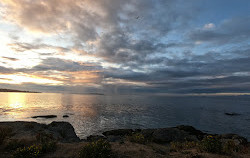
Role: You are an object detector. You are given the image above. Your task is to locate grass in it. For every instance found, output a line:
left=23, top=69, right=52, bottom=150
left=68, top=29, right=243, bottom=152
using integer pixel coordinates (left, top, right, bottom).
left=170, top=141, right=198, bottom=152
left=0, top=126, right=12, bottom=144
left=79, top=139, right=113, bottom=158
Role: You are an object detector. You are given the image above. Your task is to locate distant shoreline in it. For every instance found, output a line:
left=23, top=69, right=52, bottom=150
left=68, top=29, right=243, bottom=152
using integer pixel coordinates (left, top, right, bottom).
left=0, top=88, right=41, bottom=93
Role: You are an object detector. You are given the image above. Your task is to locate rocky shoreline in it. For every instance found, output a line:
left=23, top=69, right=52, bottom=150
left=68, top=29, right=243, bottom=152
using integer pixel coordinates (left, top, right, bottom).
left=0, top=121, right=249, bottom=158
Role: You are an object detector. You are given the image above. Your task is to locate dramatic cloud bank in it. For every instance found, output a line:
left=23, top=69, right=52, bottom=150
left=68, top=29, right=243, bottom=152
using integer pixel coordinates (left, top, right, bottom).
left=0, top=0, right=250, bottom=94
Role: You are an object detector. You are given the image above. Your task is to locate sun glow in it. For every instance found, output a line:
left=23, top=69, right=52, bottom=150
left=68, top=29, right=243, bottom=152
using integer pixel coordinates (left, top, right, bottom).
left=0, top=74, right=62, bottom=85
left=8, top=92, right=26, bottom=109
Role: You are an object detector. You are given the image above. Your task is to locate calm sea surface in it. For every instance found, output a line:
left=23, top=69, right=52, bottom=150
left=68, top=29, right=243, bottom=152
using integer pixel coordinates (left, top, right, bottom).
left=0, top=92, right=250, bottom=140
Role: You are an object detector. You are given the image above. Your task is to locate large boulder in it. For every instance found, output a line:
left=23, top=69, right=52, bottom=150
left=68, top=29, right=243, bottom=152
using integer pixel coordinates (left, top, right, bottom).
left=152, top=128, right=198, bottom=143
left=0, top=121, right=80, bottom=143
left=47, top=121, right=80, bottom=142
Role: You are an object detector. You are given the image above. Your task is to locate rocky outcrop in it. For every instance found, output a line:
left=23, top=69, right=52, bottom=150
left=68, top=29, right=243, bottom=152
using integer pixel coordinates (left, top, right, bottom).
left=152, top=128, right=198, bottom=143
left=100, top=126, right=205, bottom=143
left=175, top=125, right=206, bottom=140
left=103, top=129, right=134, bottom=136
left=0, top=121, right=80, bottom=143
left=100, top=125, right=248, bottom=145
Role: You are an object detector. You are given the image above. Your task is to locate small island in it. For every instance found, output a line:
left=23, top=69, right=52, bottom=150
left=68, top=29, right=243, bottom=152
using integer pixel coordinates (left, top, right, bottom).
left=0, top=88, right=40, bottom=93
left=0, top=121, right=249, bottom=158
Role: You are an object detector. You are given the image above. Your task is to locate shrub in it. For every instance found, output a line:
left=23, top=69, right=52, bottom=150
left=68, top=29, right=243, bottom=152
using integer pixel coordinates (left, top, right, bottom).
left=200, top=135, right=222, bottom=154
left=13, top=145, right=42, bottom=158
left=41, top=140, right=57, bottom=153
left=5, top=139, right=25, bottom=151
left=36, top=132, right=57, bottom=153
left=36, top=132, right=54, bottom=143
left=170, top=141, right=198, bottom=152
left=128, top=133, right=146, bottom=144
left=79, top=139, right=112, bottom=158
left=0, top=126, right=12, bottom=144
left=222, top=140, right=239, bottom=155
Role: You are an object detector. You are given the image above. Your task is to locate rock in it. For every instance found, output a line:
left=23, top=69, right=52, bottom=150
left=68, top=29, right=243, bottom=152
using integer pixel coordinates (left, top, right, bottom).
left=63, top=115, right=69, bottom=118
left=176, top=125, right=206, bottom=140
left=106, top=135, right=123, bottom=142
left=0, top=121, right=80, bottom=143
left=47, top=121, right=80, bottom=142
left=31, top=115, right=57, bottom=119
left=225, top=112, right=241, bottom=116
left=103, top=129, right=134, bottom=136
left=152, top=128, right=198, bottom=143
left=139, top=129, right=156, bottom=139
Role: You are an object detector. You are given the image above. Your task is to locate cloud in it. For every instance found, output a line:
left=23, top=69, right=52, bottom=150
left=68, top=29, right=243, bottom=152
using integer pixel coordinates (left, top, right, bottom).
left=1, top=0, right=250, bottom=94
left=8, top=42, right=70, bottom=53
left=189, top=16, right=250, bottom=44
left=203, top=23, right=215, bottom=29
left=1, top=56, right=18, bottom=61
left=31, top=58, right=102, bottom=72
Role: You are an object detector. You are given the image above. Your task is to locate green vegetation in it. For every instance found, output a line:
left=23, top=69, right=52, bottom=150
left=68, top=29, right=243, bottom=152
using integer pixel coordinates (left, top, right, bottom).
left=199, top=135, right=222, bottom=154
left=13, top=145, right=42, bottom=158
left=13, top=132, right=57, bottom=158
left=128, top=133, right=147, bottom=144
left=36, top=132, right=57, bottom=153
left=198, top=135, right=246, bottom=155
left=79, top=139, right=113, bottom=158
left=169, top=135, right=247, bottom=156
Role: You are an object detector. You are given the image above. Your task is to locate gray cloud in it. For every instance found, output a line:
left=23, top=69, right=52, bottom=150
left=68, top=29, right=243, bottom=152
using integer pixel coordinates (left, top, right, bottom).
left=1, top=0, right=250, bottom=94
left=189, top=16, right=250, bottom=44
left=30, top=58, right=102, bottom=72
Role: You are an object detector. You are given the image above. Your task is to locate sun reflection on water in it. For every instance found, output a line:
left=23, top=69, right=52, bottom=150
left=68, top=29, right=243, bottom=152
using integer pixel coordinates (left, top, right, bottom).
left=8, top=93, right=26, bottom=109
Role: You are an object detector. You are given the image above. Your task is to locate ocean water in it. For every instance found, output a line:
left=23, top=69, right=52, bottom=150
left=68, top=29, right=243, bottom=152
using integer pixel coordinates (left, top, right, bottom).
left=0, top=92, right=250, bottom=140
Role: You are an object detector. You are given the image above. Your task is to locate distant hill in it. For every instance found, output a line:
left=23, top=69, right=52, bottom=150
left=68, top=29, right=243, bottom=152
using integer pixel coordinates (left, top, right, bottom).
left=0, top=88, right=40, bottom=93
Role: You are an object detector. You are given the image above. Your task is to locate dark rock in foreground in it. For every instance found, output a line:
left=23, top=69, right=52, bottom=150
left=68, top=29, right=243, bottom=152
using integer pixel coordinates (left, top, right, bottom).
left=0, top=121, right=80, bottom=143
left=103, top=129, right=133, bottom=136
left=152, top=127, right=198, bottom=143
left=31, top=115, right=57, bottom=119
left=100, top=125, right=248, bottom=145
left=102, top=126, right=206, bottom=143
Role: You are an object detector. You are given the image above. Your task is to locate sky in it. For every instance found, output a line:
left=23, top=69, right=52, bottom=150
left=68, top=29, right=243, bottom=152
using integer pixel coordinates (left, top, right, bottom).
left=0, top=0, right=250, bottom=94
